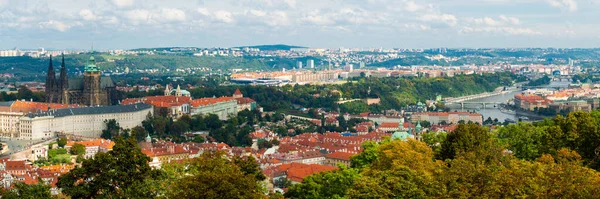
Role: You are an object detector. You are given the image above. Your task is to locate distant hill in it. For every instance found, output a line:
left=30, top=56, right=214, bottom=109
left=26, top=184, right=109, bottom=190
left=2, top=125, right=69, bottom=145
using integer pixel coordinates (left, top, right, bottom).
left=235, top=44, right=307, bottom=51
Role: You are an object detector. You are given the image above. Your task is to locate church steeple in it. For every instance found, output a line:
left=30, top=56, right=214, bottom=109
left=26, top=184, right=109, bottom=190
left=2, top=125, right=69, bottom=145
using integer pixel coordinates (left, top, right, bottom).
left=45, top=55, right=56, bottom=103
left=60, top=54, right=68, bottom=91
left=175, top=85, right=182, bottom=97
left=164, top=84, right=171, bottom=96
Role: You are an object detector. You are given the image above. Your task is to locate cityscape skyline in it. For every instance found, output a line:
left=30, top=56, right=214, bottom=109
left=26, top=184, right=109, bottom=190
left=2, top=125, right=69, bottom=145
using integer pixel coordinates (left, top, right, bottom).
left=1, top=0, right=600, bottom=49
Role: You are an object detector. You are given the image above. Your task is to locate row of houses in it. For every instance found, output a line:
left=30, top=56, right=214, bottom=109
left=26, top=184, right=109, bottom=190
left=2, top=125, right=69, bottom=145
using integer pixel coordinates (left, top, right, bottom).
left=121, top=89, right=257, bottom=120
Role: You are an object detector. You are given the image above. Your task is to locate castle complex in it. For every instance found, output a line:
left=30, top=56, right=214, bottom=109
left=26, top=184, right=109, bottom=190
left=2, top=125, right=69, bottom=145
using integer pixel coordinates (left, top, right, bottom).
left=45, top=54, right=119, bottom=106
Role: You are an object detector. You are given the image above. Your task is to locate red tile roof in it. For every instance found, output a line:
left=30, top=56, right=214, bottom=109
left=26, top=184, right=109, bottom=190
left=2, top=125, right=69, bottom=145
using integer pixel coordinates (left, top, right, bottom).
left=66, top=138, right=115, bottom=149
left=278, top=163, right=338, bottom=182
left=325, top=152, right=353, bottom=161
left=122, top=96, right=191, bottom=108
left=379, top=122, right=399, bottom=128
left=190, top=97, right=235, bottom=108
left=234, top=89, right=243, bottom=95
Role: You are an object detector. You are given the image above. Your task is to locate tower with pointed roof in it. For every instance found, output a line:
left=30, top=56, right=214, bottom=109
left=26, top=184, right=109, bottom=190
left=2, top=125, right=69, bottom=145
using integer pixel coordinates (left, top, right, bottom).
left=164, top=84, right=171, bottom=96
left=175, top=85, right=182, bottom=97
left=45, top=55, right=57, bottom=103
left=44, top=48, right=119, bottom=106
left=59, top=54, right=69, bottom=103
left=233, top=88, right=243, bottom=98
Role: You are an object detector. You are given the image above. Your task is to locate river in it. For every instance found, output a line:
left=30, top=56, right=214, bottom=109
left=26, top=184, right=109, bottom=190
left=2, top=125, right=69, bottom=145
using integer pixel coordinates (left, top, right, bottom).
left=446, top=81, right=571, bottom=122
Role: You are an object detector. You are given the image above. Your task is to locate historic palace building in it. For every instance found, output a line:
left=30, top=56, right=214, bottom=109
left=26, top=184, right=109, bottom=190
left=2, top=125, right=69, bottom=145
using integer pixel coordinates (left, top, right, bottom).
left=45, top=54, right=119, bottom=106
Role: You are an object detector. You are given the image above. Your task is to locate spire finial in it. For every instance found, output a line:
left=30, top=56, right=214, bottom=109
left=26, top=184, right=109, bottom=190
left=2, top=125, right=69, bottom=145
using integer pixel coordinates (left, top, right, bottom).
left=91, top=42, right=94, bottom=53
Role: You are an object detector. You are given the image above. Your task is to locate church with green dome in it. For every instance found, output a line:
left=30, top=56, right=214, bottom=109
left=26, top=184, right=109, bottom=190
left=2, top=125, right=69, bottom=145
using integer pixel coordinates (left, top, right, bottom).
left=45, top=54, right=119, bottom=106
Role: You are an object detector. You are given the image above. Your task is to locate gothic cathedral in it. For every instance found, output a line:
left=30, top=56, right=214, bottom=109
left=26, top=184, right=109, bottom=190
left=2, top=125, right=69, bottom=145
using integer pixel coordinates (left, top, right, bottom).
left=45, top=54, right=119, bottom=106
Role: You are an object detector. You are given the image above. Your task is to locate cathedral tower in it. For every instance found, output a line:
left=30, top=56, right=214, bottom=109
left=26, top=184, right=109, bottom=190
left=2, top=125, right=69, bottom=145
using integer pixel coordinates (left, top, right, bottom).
left=59, top=54, right=69, bottom=104
left=83, top=55, right=103, bottom=106
left=45, top=55, right=56, bottom=103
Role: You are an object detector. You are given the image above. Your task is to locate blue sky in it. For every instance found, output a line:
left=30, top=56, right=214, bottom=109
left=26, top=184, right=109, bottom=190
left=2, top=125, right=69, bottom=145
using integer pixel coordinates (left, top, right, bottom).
left=0, top=0, right=599, bottom=49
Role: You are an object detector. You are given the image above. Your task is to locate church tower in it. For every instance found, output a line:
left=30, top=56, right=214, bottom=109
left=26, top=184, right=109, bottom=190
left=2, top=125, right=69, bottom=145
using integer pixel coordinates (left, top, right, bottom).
left=83, top=55, right=103, bottom=106
left=45, top=55, right=56, bottom=103
left=59, top=54, right=69, bottom=104
left=175, top=85, right=182, bottom=97
left=164, top=84, right=171, bottom=96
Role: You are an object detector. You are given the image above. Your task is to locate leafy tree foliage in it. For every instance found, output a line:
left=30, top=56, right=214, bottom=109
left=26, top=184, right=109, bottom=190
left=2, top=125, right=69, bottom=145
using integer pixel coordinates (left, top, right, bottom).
left=101, top=119, right=121, bottom=140
left=0, top=182, right=53, bottom=199
left=57, top=138, right=67, bottom=148
left=285, top=166, right=360, bottom=199
left=70, top=143, right=86, bottom=155
left=57, top=137, right=157, bottom=198
left=163, top=151, right=266, bottom=199
left=438, top=124, right=495, bottom=161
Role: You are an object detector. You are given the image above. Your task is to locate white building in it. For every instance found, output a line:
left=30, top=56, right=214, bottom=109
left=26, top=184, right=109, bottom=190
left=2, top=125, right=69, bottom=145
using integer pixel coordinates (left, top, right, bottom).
left=297, top=61, right=303, bottom=69
left=190, top=97, right=238, bottom=120
left=308, top=59, right=315, bottom=68
left=19, top=103, right=153, bottom=140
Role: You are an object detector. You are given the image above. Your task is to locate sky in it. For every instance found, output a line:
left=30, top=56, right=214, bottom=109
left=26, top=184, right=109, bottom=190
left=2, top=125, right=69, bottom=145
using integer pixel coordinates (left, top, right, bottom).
left=1, top=0, right=599, bottom=49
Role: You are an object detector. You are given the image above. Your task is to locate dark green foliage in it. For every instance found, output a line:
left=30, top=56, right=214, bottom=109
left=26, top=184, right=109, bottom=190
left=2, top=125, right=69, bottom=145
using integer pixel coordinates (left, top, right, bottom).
left=0, top=182, right=53, bottom=199
left=57, top=137, right=155, bottom=198
left=526, top=76, right=551, bottom=86
left=57, top=138, right=67, bottom=148
left=438, top=124, right=493, bottom=161
left=70, top=143, right=86, bottom=155
left=101, top=119, right=121, bottom=140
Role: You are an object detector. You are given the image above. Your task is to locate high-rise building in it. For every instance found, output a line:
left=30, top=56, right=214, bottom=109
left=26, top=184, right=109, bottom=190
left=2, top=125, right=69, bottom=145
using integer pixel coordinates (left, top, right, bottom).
left=359, top=62, right=365, bottom=69
left=297, top=61, right=303, bottom=69
left=308, top=59, right=315, bottom=68
left=568, top=58, right=574, bottom=67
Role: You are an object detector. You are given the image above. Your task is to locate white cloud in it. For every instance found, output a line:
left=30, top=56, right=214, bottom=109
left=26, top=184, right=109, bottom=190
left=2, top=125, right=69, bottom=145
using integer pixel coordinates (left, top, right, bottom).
left=249, top=10, right=266, bottom=17
left=471, top=16, right=520, bottom=26
left=158, top=8, right=186, bottom=22
left=421, top=14, right=458, bottom=27
left=214, top=11, right=233, bottom=23
left=109, top=0, right=135, bottom=8
left=0, top=0, right=8, bottom=8
left=79, top=9, right=99, bottom=21
left=283, top=0, right=296, bottom=8
left=460, top=26, right=541, bottom=36
left=38, top=20, right=72, bottom=32
left=124, top=9, right=151, bottom=24
left=197, top=8, right=210, bottom=16
left=302, top=14, right=335, bottom=25
left=499, top=15, right=520, bottom=25
left=404, top=1, right=423, bottom=12
left=547, top=0, right=577, bottom=12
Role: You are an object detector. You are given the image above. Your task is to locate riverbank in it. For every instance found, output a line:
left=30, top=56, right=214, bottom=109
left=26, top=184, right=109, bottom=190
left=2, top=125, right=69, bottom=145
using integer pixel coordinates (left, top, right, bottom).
left=444, top=86, right=519, bottom=104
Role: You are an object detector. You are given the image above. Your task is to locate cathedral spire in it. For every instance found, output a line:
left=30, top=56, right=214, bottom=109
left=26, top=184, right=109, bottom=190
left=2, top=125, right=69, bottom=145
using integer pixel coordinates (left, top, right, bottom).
left=60, top=53, right=69, bottom=92
left=45, top=55, right=56, bottom=103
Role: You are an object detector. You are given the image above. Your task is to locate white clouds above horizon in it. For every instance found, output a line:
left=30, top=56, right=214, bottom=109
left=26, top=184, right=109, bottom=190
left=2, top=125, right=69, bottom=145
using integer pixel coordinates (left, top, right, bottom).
left=0, top=0, right=598, bottom=48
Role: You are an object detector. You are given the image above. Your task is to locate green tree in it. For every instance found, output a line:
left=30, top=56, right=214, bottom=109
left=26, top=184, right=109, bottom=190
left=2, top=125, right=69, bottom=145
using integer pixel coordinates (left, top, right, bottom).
left=132, top=125, right=148, bottom=142
left=70, top=143, right=86, bottom=155
left=101, top=119, right=121, bottom=140
left=350, top=140, right=382, bottom=170
left=0, top=182, right=52, bottom=199
left=438, top=124, right=494, bottom=161
left=165, top=151, right=265, bottom=199
left=497, top=122, right=547, bottom=160
left=285, top=166, right=360, bottom=199
left=57, top=138, right=67, bottom=148
left=57, top=137, right=157, bottom=198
